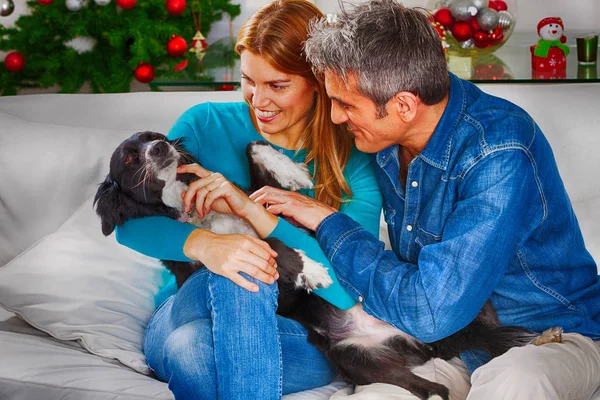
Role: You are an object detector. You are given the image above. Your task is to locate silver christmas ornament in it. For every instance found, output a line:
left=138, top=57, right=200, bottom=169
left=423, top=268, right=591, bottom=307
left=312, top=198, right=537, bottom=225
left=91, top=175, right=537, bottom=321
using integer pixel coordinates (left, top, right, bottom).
left=472, top=0, right=489, bottom=11
left=0, top=0, right=15, bottom=17
left=66, top=0, right=85, bottom=11
left=461, top=38, right=475, bottom=49
left=434, top=0, right=453, bottom=8
left=65, top=36, right=97, bottom=53
left=450, top=0, right=478, bottom=21
left=477, top=8, right=499, bottom=31
left=497, top=10, right=515, bottom=30
left=94, top=0, right=110, bottom=6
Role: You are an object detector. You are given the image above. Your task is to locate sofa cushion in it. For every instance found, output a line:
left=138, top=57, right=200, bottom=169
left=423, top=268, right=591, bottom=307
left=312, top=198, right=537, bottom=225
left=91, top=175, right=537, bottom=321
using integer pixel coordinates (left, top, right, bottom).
left=0, top=195, right=170, bottom=374
left=0, top=111, right=131, bottom=266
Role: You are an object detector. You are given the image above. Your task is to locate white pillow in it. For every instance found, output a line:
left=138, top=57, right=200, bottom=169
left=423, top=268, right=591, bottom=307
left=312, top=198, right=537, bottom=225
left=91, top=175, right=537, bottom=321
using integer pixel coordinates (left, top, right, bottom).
left=0, top=196, right=171, bottom=374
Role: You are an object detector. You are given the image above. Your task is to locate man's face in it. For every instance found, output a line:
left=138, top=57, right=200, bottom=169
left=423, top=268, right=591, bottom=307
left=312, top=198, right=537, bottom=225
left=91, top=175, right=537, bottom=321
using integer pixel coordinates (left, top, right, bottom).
left=324, top=71, right=402, bottom=153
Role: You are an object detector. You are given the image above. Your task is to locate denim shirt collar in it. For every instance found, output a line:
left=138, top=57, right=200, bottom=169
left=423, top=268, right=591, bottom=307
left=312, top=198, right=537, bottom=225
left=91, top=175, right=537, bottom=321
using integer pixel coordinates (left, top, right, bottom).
left=418, top=72, right=466, bottom=171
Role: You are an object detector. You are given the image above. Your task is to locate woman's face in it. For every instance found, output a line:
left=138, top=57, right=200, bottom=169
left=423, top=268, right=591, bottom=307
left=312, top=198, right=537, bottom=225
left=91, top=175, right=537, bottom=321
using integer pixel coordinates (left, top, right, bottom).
left=240, top=50, right=316, bottom=147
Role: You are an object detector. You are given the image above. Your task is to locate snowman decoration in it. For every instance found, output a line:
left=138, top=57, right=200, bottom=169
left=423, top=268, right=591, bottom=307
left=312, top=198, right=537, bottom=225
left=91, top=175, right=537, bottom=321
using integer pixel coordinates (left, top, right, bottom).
left=533, top=17, right=570, bottom=59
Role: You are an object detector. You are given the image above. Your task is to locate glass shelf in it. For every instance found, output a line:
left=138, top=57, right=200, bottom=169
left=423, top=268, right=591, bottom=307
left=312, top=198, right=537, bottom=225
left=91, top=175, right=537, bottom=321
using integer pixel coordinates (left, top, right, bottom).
left=150, top=31, right=600, bottom=91
left=449, top=31, right=600, bottom=83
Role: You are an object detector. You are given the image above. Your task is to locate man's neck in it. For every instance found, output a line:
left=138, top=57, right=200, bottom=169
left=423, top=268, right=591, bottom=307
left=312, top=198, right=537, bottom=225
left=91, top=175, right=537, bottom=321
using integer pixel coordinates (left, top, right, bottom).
left=397, top=95, right=449, bottom=187
left=401, top=95, right=449, bottom=156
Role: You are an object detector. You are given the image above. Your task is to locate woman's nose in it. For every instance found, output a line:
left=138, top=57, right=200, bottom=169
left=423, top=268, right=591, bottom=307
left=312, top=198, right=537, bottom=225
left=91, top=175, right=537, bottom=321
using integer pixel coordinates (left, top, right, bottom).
left=251, top=86, right=269, bottom=109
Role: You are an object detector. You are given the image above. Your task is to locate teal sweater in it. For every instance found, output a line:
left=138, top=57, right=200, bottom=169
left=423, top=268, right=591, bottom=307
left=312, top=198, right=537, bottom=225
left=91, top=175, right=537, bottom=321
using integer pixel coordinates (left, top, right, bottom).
left=115, top=102, right=382, bottom=310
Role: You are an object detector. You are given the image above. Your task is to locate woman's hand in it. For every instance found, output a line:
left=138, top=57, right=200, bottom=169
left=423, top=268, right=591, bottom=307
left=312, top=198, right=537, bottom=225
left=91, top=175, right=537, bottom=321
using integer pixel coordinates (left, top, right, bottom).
left=184, top=229, right=279, bottom=292
left=178, top=163, right=279, bottom=238
left=178, top=164, right=256, bottom=219
left=250, top=186, right=337, bottom=231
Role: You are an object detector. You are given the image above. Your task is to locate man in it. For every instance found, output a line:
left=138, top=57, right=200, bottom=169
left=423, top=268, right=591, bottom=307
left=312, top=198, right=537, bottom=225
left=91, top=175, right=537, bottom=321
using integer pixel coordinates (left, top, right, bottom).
left=252, top=0, right=600, bottom=398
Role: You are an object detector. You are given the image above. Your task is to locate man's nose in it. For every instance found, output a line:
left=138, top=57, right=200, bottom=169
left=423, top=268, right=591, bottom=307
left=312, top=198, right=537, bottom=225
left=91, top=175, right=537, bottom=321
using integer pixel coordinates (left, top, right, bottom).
left=330, top=103, right=348, bottom=125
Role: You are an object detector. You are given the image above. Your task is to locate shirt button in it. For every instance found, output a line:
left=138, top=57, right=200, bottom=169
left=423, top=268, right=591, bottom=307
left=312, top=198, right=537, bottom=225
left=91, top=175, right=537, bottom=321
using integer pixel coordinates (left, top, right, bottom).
left=358, top=296, right=364, bottom=302
left=406, top=225, right=413, bottom=232
left=411, top=181, right=419, bottom=187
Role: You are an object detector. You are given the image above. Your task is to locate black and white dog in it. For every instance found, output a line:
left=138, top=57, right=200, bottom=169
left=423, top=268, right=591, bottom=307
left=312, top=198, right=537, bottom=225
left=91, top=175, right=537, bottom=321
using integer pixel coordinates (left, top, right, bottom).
left=95, top=131, right=562, bottom=400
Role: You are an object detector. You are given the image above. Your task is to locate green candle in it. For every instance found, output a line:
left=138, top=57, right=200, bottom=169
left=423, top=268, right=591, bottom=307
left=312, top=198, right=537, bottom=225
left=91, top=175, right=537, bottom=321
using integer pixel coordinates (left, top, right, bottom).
left=576, top=34, right=598, bottom=64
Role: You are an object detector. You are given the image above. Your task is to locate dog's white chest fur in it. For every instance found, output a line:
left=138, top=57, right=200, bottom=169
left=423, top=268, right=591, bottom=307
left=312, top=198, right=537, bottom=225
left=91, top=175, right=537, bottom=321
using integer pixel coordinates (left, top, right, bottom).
left=157, top=162, right=187, bottom=211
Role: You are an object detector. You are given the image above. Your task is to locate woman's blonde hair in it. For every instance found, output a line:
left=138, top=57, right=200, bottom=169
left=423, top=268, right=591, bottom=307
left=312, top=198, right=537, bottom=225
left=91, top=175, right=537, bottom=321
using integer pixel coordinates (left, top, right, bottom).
left=236, top=0, right=353, bottom=209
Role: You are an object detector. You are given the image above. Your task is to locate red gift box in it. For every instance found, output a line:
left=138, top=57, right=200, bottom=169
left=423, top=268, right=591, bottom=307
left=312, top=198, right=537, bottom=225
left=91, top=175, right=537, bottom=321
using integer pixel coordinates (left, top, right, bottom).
left=530, top=45, right=567, bottom=71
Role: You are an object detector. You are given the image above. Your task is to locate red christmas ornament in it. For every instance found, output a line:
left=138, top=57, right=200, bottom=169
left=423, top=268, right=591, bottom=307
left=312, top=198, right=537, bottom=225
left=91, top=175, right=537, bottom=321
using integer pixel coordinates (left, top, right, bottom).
left=173, top=59, right=189, bottom=72
left=116, top=0, right=136, bottom=9
left=37, top=0, right=54, bottom=4
left=167, top=34, right=188, bottom=57
left=433, top=8, right=454, bottom=29
left=469, top=16, right=481, bottom=33
left=488, top=0, right=507, bottom=11
left=489, top=26, right=505, bottom=45
left=473, top=31, right=490, bottom=48
left=4, top=51, right=25, bottom=72
left=165, top=0, right=186, bottom=15
left=452, top=22, right=473, bottom=42
left=134, top=62, right=155, bottom=83
left=475, top=63, right=505, bottom=80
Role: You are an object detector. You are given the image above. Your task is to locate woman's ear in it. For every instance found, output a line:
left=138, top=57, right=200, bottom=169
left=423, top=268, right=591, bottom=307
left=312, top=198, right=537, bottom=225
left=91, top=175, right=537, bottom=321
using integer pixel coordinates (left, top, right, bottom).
left=393, top=92, right=419, bottom=122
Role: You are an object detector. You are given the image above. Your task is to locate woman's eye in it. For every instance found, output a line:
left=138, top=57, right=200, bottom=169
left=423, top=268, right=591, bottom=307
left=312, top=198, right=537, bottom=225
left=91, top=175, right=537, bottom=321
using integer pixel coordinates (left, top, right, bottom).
left=271, top=84, right=286, bottom=90
left=242, top=76, right=254, bottom=85
left=125, top=154, right=135, bottom=164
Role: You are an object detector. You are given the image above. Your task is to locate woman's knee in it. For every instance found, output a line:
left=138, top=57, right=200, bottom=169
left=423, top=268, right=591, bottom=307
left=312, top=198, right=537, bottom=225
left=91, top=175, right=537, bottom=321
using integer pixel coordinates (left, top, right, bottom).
left=163, top=319, right=216, bottom=385
left=208, top=271, right=279, bottom=308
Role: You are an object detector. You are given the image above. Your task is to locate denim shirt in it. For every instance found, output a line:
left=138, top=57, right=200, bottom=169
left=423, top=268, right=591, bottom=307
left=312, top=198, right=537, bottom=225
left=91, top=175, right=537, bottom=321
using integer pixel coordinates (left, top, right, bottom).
left=316, top=73, right=600, bottom=373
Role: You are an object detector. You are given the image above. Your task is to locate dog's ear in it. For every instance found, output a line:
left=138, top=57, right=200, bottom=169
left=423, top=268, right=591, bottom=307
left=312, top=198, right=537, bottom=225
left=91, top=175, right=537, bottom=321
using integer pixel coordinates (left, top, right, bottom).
left=94, top=176, right=127, bottom=236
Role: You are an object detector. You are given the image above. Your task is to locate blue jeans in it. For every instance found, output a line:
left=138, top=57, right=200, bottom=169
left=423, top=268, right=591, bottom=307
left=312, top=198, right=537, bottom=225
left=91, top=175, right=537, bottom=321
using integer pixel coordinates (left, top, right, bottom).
left=144, top=268, right=336, bottom=399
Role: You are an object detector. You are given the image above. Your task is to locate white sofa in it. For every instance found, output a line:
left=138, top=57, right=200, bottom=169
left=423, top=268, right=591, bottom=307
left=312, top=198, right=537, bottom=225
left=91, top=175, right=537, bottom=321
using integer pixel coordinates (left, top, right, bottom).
left=0, top=85, right=599, bottom=400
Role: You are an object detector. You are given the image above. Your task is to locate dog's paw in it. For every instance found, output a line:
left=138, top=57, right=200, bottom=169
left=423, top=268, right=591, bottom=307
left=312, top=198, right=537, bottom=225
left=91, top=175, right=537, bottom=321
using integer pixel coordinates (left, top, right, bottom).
left=294, top=250, right=333, bottom=291
left=247, top=141, right=313, bottom=191
left=532, top=326, right=563, bottom=345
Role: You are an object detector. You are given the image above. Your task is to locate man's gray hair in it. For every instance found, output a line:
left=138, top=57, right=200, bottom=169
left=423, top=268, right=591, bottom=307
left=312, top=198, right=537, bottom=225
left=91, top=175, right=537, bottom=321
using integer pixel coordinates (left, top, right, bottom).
left=305, top=0, right=449, bottom=117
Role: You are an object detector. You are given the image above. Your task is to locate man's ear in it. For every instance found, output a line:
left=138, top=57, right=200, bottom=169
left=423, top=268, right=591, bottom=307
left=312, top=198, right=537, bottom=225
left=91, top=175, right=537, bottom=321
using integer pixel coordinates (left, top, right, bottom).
left=393, top=92, right=419, bottom=122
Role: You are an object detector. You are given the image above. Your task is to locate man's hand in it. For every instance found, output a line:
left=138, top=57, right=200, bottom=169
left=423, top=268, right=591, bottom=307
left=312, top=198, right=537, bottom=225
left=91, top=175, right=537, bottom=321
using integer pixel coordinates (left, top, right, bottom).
left=250, top=186, right=337, bottom=231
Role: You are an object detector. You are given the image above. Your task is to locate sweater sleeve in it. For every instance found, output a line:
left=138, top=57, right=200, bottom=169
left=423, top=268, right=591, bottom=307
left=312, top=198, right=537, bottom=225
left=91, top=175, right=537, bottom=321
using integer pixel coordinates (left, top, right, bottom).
left=267, top=150, right=382, bottom=310
left=114, top=116, right=201, bottom=262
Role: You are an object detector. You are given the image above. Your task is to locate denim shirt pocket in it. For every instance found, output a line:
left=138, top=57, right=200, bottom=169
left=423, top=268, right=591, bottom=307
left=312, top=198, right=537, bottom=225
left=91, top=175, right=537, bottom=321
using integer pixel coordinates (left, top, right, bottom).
left=415, top=224, right=442, bottom=248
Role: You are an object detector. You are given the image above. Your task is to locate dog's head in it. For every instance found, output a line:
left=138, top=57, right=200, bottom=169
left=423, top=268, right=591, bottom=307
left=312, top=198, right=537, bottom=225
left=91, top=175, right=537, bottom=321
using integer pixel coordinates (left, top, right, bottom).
left=94, top=131, right=196, bottom=236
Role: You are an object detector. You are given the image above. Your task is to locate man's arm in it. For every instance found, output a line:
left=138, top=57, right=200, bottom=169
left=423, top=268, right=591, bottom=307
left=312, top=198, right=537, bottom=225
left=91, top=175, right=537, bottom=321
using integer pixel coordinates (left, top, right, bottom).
left=316, top=149, right=545, bottom=343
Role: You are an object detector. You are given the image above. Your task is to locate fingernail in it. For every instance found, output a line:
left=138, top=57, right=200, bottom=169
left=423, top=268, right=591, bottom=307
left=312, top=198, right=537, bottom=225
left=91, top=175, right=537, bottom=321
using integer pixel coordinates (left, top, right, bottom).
left=274, top=273, right=279, bottom=280
left=253, top=286, right=259, bottom=292
left=269, top=277, right=275, bottom=284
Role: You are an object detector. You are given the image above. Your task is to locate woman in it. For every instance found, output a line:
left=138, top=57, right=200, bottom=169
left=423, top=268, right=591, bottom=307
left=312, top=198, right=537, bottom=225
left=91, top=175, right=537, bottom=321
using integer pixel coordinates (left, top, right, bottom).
left=115, top=1, right=382, bottom=398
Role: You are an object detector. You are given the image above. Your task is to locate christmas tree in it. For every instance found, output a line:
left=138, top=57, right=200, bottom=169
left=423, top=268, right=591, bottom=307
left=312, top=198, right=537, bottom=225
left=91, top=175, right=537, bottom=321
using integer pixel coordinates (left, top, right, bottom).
left=0, top=0, right=241, bottom=95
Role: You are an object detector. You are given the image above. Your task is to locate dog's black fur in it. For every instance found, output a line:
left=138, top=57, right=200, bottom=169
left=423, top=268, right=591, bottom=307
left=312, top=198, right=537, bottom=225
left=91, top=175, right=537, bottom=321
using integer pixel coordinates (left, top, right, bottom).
left=95, top=131, right=561, bottom=400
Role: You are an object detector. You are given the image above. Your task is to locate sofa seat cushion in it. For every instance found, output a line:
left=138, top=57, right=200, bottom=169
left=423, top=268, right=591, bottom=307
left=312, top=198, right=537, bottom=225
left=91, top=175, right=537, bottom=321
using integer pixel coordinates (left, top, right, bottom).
left=0, top=315, right=348, bottom=400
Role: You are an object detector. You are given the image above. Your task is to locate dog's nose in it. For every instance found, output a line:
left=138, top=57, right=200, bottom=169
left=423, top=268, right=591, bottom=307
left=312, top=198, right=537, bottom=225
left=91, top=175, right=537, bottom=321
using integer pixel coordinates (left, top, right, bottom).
left=150, top=141, right=168, bottom=156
